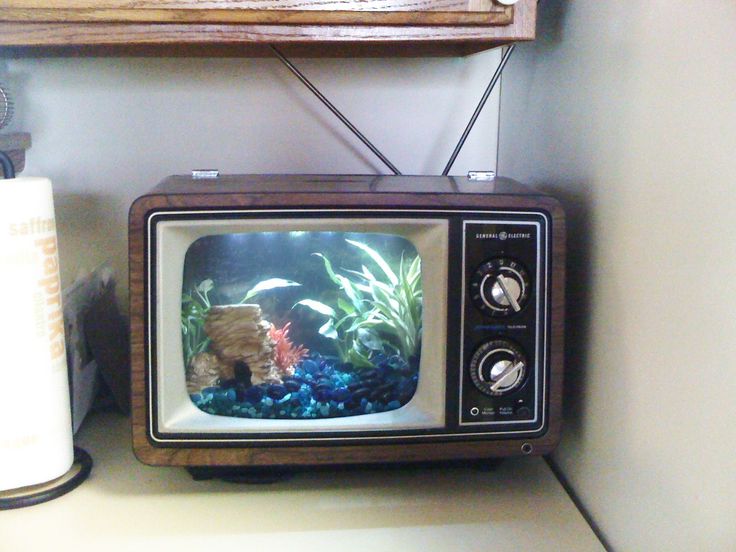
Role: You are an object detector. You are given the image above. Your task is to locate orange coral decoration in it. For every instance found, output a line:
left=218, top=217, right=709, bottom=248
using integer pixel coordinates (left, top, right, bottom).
left=268, top=322, right=309, bottom=378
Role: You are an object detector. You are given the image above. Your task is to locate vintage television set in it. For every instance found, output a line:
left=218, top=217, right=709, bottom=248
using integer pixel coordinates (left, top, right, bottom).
left=129, top=174, right=565, bottom=471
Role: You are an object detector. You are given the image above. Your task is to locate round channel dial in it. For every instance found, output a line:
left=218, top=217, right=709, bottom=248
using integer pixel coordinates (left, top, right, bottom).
left=470, top=257, right=531, bottom=317
left=469, top=340, right=527, bottom=397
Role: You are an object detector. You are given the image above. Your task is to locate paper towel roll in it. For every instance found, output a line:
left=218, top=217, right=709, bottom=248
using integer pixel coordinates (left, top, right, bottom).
left=0, top=177, right=73, bottom=491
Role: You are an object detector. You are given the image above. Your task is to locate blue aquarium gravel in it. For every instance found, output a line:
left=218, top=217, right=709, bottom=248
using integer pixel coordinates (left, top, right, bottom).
left=191, top=352, right=419, bottom=419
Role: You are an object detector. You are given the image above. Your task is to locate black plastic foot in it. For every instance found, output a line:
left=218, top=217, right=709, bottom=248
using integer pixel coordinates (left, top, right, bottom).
left=469, top=457, right=505, bottom=472
left=187, top=466, right=294, bottom=484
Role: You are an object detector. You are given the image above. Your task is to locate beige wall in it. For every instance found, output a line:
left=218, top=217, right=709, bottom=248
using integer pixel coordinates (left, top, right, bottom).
left=499, top=2, right=736, bottom=550
left=1, top=53, right=502, bottom=296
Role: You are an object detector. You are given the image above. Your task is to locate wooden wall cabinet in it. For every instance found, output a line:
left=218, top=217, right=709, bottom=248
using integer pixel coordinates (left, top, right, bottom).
left=0, top=0, right=536, bottom=56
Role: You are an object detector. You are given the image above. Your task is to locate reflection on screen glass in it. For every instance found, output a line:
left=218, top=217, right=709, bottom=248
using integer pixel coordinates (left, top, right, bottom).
left=181, top=232, right=422, bottom=420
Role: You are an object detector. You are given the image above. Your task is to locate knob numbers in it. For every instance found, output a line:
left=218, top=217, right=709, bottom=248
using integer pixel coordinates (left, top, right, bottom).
left=469, top=340, right=527, bottom=397
left=470, top=258, right=530, bottom=317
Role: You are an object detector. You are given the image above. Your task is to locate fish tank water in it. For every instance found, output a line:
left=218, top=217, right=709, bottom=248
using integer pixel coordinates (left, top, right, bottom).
left=181, top=232, right=422, bottom=420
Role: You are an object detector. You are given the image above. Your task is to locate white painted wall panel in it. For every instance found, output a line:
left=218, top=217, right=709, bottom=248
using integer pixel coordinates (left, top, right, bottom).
left=499, top=2, right=736, bottom=550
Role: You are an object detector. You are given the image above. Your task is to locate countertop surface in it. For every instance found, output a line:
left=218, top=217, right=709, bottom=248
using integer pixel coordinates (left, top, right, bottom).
left=0, top=412, right=603, bottom=551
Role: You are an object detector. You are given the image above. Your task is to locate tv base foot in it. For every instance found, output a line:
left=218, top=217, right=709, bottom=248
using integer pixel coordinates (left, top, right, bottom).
left=187, top=466, right=294, bottom=484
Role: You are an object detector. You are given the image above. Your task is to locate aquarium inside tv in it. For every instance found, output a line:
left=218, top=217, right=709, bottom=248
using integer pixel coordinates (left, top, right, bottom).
left=129, top=174, right=565, bottom=467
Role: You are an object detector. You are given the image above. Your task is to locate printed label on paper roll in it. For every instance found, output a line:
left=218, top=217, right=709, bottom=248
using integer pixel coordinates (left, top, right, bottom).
left=0, top=177, right=74, bottom=491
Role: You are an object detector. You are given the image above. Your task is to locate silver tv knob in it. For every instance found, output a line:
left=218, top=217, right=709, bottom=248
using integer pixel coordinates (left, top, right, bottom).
left=471, top=258, right=530, bottom=317
left=469, top=340, right=527, bottom=396
left=490, top=273, right=523, bottom=311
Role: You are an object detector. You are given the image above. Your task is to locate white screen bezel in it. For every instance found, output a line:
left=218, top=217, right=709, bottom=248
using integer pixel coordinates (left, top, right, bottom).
left=149, top=213, right=449, bottom=442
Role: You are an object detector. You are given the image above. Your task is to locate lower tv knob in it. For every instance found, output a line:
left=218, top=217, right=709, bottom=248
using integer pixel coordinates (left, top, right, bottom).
left=469, top=340, right=527, bottom=396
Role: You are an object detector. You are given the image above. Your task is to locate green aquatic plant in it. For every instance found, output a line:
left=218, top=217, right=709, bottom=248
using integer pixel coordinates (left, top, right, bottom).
left=239, top=278, right=301, bottom=303
left=181, top=277, right=301, bottom=367
left=181, top=279, right=214, bottom=368
left=294, top=239, right=422, bottom=368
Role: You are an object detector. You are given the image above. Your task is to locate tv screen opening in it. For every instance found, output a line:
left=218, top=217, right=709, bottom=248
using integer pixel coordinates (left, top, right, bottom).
left=154, top=217, right=448, bottom=438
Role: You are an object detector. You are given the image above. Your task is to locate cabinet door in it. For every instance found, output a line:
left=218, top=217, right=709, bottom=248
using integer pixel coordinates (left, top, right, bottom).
left=0, top=0, right=535, bottom=54
left=0, top=0, right=514, bottom=26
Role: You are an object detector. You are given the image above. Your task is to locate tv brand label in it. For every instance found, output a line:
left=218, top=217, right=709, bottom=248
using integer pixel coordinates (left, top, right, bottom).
left=475, top=231, right=532, bottom=240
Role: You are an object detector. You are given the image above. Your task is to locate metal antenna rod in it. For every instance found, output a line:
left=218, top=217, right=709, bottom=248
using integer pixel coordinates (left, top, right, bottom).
left=442, top=44, right=515, bottom=176
left=270, top=45, right=402, bottom=176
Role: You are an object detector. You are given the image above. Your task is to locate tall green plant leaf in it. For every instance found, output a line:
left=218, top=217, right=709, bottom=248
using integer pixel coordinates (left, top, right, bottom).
left=313, top=253, right=341, bottom=285
left=241, top=278, right=301, bottom=303
left=345, top=239, right=398, bottom=285
left=318, top=319, right=338, bottom=340
left=294, top=299, right=336, bottom=317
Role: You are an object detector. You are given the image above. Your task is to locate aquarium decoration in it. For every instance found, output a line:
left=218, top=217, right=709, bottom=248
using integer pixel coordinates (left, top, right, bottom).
left=204, top=304, right=277, bottom=385
left=268, top=322, right=309, bottom=379
left=182, top=234, right=422, bottom=420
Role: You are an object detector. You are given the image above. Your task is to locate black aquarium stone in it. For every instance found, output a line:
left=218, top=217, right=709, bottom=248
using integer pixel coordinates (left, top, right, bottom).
left=190, top=352, right=419, bottom=420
